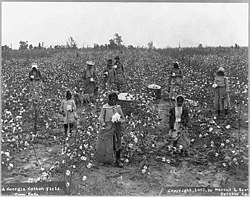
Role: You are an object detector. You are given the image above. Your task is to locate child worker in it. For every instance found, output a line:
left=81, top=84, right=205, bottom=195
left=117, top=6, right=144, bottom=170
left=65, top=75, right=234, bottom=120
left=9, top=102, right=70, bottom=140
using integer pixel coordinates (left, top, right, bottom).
left=169, top=95, right=190, bottom=156
left=59, top=90, right=77, bottom=136
left=96, top=92, right=126, bottom=168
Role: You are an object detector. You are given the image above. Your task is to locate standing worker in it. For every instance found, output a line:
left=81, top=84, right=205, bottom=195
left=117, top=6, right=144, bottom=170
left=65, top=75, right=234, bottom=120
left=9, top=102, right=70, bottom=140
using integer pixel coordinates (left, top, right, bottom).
left=83, top=61, right=97, bottom=101
left=169, top=62, right=183, bottom=100
left=114, top=56, right=125, bottom=92
left=29, top=62, right=43, bottom=100
left=212, top=67, right=231, bottom=117
left=60, top=90, right=77, bottom=136
left=103, top=59, right=116, bottom=91
left=169, top=95, right=190, bottom=156
left=96, top=92, right=126, bottom=167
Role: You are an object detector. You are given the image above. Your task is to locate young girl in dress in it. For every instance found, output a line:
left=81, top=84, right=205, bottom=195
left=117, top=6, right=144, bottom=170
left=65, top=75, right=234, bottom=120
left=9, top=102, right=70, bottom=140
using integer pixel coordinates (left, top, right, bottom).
left=60, top=90, right=77, bottom=136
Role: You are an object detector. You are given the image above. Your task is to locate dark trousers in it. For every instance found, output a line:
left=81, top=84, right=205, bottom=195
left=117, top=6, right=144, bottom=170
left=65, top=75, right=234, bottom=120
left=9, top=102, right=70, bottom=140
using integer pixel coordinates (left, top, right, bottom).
left=64, top=123, right=74, bottom=135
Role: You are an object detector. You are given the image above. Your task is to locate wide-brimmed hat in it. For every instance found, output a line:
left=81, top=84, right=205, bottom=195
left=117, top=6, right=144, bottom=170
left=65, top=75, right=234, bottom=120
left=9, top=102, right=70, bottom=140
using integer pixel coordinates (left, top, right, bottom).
left=31, top=63, right=38, bottom=68
left=218, top=67, right=225, bottom=72
left=86, top=61, right=95, bottom=66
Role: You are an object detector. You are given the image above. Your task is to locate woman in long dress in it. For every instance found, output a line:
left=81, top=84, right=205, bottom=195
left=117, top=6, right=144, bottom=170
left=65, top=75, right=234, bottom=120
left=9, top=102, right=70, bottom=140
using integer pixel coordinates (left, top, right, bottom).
left=96, top=92, right=125, bottom=167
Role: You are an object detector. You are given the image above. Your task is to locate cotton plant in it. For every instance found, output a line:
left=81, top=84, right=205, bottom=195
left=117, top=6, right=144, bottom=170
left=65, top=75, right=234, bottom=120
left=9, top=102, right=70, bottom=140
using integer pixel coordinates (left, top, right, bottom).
left=111, top=112, right=121, bottom=123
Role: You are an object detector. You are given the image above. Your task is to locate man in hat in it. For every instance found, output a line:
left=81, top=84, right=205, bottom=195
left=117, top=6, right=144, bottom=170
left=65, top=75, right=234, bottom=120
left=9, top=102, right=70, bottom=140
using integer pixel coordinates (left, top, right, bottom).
left=103, top=59, right=116, bottom=91
left=212, top=67, right=231, bottom=116
left=114, top=56, right=125, bottom=92
left=29, top=62, right=43, bottom=99
left=83, top=61, right=97, bottom=101
left=169, top=62, right=183, bottom=100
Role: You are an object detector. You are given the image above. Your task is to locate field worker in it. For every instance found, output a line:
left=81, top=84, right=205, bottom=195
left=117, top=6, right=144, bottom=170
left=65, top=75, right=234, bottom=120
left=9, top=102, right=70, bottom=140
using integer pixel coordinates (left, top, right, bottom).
left=103, top=59, right=116, bottom=91
left=169, top=62, right=183, bottom=100
left=212, top=67, right=231, bottom=116
left=60, top=90, right=77, bottom=136
left=96, top=92, right=126, bottom=168
left=114, top=56, right=125, bottom=92
left=29, top=62, right=43, bottom=99
left=169, top=95, right=190, bottom=157
left=83, top=61, right=97, bottom=100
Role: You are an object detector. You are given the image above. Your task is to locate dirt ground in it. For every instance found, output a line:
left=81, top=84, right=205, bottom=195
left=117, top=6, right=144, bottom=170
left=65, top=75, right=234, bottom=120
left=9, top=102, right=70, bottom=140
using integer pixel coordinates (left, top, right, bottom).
left=2, top=100, right=248, bottom=196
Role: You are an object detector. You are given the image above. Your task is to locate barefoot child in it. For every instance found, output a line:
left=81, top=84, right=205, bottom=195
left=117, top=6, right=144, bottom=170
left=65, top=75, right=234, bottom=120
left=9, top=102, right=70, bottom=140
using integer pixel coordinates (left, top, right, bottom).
left=169, top=95, right=190, bottom=156
left=60, top=90, right=77, bottom=136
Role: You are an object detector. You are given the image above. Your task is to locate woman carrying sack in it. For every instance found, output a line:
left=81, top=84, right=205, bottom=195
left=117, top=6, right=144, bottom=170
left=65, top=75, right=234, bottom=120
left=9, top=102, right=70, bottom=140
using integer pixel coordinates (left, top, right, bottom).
left=96, top=92, right=126, bottom=167
left=169, top=95, right=190, bottom=156
left=60, top=90, right=77, bottom=136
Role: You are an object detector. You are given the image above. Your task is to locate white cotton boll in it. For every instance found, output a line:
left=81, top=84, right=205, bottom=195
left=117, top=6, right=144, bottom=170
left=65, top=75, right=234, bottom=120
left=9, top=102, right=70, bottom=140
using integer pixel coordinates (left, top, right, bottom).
left=176, top=118, right=181, bottom=123
left=112, top=113, right=121, bottom=123
left=87, top=163, right=92, bottom=168
left=82, top=176, right=87, bottom=181
left=212, top=84, right=217, bottom=88
left=90, top=78, right=94, bottom=82
left=67, top=105, right=72, bottom=111
left=81, top=156, right=87, bottom=161
left=113, top=65, right=117, bottom=69
left=66, top=170, right=71, bottom=176
left=209, top=128, right=213, bottom=132
left=5, top=152, right=10, bottom=157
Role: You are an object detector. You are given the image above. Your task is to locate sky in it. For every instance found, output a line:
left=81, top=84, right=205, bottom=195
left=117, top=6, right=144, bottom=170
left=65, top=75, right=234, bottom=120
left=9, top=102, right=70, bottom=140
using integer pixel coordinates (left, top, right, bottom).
left=1, top=2, right=249, bottom=49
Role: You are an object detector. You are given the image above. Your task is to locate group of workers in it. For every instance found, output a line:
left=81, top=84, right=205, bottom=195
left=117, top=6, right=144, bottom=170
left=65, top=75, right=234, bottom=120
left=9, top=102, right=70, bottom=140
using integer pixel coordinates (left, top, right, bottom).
left=28, top=57, right=231, bottom=167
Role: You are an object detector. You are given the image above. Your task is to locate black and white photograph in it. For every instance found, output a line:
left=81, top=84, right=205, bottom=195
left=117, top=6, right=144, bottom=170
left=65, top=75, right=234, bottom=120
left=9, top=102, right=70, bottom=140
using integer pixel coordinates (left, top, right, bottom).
left=1, top=1, right=249, bottom=196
